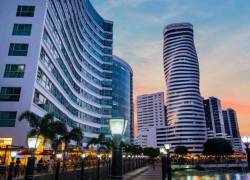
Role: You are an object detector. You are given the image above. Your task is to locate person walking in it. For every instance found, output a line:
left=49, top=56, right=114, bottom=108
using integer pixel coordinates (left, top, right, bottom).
left=14, top=158, right=21, bottom=177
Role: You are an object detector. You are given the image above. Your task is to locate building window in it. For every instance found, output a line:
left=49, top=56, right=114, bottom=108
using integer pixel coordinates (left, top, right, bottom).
left=4, top=64, right=25, bottom=78
left=0, top=87, right=21, bottom=101
left=8, top=43, right=28, bottom=56
left=0, top=111, right=17, bottom=127
left=12, top=24, right=32, bottom=36
left=16, top=5, right=35, bottom=17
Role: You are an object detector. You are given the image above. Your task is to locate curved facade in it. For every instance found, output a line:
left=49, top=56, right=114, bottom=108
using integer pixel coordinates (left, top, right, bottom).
left=163, top=23, right=206, bottom=153
left=112, top=56, right=134, bottom=144
left=33, top=0, right=113, bottom=144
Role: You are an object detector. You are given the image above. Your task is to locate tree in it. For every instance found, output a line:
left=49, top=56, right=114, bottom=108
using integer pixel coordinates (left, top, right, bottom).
left=18, top=111, right=67, bottom=148
left=203, top=138, right=233, bottom=156
left=87, top=133, right=106, bottom=149
left=174, top=146, right=188, bottom=156
left=54, top=127, right=84, bottom=151
left=143, top=147, right=160, bottom=158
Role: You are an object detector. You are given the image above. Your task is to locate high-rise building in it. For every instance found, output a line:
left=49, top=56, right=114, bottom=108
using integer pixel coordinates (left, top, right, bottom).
left=203, top=97, right=226, bottom=138
left=137, top=92, right=166, bottom=131
left=112, top=55, right=134, bottom=144
left=163, top=23, right=207, bottom=153
left=0, top=0, right=114, bottom=146
left=222, top=108, right=242, bottom=151
left=136, top=92, right=167, bottom=148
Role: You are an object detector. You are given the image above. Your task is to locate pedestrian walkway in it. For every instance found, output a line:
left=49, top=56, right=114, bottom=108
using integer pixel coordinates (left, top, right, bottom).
left=124, top=165, right=162, bottom=180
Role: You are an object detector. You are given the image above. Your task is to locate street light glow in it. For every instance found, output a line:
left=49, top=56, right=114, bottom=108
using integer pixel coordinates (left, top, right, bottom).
left=81, top=154, right=86, bottom=159
left=242, top=136, right=250, bottom=144
left=164, top=144, right=171, bottom=150
left=27, top=136, right=41, bottom=149
left=11, top=151, right=17, bottom=158
left=56, top=153, right=63, bottom=159
left=109, top=119, right=127, bottom=136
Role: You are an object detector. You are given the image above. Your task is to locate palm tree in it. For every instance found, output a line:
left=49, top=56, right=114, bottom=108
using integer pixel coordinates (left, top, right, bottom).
left=53, top=127, right=84, bottom=152
left=18, top=111, right=67, bottom=149
left=87, top=133, right=107, bottom=150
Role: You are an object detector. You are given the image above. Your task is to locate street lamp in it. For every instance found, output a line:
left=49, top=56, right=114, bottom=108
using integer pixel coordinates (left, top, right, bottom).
left=25, top=136, right=41, bottom=180
left=97, top=154, right=101, bottom=180
left=109, top=118, right=127, bottom=179
left=7, top=151, right=17, bottom=180
left=242, top=136, right=250, bottom=170
left=55, top=153, right=63, bottom=180
left=164, top=144, right=172, bottom=180
left=81, top=154, right=86, bottom=180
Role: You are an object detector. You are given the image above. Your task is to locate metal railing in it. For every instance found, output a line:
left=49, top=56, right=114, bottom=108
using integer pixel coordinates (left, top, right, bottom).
left=0, top=157, right=147, bottom=180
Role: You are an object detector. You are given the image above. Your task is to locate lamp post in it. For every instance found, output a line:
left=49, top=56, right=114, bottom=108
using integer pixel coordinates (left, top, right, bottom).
left=7, top=151, right=17, bottom=180
left=164, top=144, right=172, bottom=180
left=97, top=154, right=101, bottom=180
left=109, top=118, right=127, bottom=179
left=55, top=153, right=62, bottom=180
left=242, top=136, right=250, bottom=170
left=160, top=147, right=167, bottom=180
left=81, top=154, right=86, bottom=180
left=108, top=154, right=112, bottom=176
left=25, top=136, right=40, bottom=180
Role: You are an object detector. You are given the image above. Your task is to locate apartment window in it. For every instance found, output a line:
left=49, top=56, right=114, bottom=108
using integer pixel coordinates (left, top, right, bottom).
left=16, top=5, right=35, bottom=17
left=4, top=64, right=25, bottom=78
left=12, top=24, right=32, bottom=36
left=0, top=87, right=21, bottom=101
left=8, top=43, right=28, bottom=56
left=0, top=111, right=17, bottom=127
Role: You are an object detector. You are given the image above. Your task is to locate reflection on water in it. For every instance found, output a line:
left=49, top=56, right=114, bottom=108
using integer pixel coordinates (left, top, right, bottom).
left=172, top=169, right=250, bottom=180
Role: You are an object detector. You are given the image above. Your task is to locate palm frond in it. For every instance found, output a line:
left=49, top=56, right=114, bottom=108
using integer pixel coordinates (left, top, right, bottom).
left=18, top=111, right=39, bottom=128
left=68, top=128, right=83, bottom=144
left=27, top=129, right=39, bottom=138
left=40, top=113, right=54, bottom=129
left=49, top=121, right=68, bottom=136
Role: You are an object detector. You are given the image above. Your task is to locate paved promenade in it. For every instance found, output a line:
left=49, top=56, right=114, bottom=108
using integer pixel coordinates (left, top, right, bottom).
left=124, top=165, right=162, bottom=180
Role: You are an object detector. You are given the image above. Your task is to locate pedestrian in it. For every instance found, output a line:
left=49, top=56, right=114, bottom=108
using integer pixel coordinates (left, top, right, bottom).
left=150, top=159, right=156, bottom=170
left=48, top=158, right=55, bottom=173
left=37, top=158, right=43, bottom=173
left=14, top=158, right=21, bottom=177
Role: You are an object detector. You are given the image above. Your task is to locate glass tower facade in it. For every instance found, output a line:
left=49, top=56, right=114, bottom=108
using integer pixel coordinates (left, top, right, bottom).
left=203, top=97, right=226, bottom=138
left=112, top=56, right=134, bottom=144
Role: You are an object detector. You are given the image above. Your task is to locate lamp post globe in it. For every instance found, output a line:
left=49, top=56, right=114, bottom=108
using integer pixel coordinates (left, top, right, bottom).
left=10, top=151, right=17, bottom=160
left=164, top=144, right=171, bottom=151
left=7, top=151, right=17, bottom=180
left=25, top=136, right=41, bottom=180
left=242, top=136, right=250, bottom=171
left=109, top=118, right=127, bottom=179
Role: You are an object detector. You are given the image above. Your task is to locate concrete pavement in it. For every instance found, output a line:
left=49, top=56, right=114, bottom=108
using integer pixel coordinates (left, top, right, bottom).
left=124, top=165, right=162, bottom=180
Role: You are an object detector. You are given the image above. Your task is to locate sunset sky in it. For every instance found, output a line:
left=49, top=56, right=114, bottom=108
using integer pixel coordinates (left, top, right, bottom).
left=91, top=0, right=250, bottom=136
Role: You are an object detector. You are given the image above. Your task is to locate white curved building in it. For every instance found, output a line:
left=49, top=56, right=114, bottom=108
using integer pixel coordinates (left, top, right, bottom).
left=0, top=0, right=113, bottom=146
left=163, top=23, right=207, bottom=153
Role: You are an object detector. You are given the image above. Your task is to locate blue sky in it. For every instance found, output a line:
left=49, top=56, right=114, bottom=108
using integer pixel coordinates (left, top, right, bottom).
left=91, top=0, right=250, bottom=135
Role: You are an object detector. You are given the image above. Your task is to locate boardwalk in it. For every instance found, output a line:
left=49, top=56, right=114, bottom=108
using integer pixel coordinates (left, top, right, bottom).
left=124, top=165, right=162, bottom=180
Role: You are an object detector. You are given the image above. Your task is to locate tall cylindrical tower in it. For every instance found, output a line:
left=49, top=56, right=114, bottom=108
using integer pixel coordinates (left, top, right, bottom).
left=163, top=23, right=206, bottom=153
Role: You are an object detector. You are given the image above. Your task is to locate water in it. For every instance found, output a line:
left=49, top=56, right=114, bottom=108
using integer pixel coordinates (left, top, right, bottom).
left=172, top=169, right=250, bottom=180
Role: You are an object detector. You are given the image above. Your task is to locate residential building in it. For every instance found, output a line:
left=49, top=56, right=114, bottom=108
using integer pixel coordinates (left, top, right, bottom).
left=112, top=55, right=134, bottom=144
left=222, top=109, right=242, bottom=151
left=0, top=0, right=114, bottom=146
left=203, top=97, right=226, bottom=138
left=163, top=23, right=207, bottom=154
left=136, top=92, right=167, bottom=148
